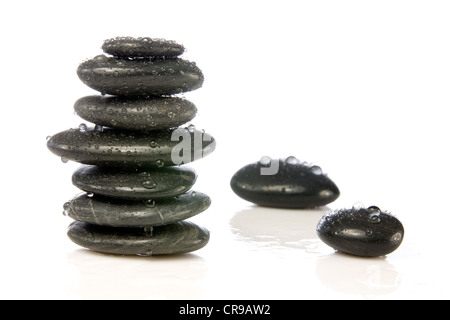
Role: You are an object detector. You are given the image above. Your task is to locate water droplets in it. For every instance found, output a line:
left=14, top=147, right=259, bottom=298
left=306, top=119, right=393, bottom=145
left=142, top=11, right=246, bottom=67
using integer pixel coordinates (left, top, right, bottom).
left=259, top=156, right=272, bottom=166
left=310, top=165, right=323, bottom=175
left=187, top=124, right=196, bottom=133
left=144, top=199, right=156, bottom=208
left=62, top=202, right=71, bottom=216
left=155, top=159, right=164, bottom=168
left=61, top=156, right=69, bottom=163
left=167, top=111, right=176, bottom=119
left=79, top=123, right=88, bottom=133
left=142, top=180, right=156, bottom=189
left=150, top=140, right=158, bottom=148
left=286, top=156, right=298, bottom=165
left=368, top=206, right=382, bottom=224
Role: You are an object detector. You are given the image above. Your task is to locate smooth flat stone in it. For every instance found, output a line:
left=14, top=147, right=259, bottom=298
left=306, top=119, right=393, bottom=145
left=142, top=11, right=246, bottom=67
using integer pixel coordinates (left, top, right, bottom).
left=67, top=220, right=210, bottom=256
left=74, top=95, right=197, bottom=131
left=47, top=126, right=216, bottom=168
left=230, top=156, right=340, bottom=208
left=316, top=206, right=404, bottom=257
left=65, top=190, right=211, bottom=227
left=102, top=37, right=185, bottom=58
left=77, top=55, right=204, bottom=96
left=72, top=165, right=197, bottom=200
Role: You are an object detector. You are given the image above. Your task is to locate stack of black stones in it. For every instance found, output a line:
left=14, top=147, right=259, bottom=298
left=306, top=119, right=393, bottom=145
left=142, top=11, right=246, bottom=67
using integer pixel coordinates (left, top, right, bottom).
left=47, top=37, right=216, bottom=256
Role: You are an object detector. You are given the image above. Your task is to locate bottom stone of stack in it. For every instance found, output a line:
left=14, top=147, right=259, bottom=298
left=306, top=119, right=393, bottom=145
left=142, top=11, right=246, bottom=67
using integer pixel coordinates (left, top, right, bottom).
left=68, top=220, right=209, bottom=256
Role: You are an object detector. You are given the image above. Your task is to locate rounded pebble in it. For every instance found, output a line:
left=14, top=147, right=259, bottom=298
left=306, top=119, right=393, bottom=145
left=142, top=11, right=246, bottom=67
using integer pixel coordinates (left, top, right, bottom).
left=72, top=165, right=197, bottom=200
left=67, top=220, right=210, bottom=256
left=74, top=95, right=197, bottom=131
left=65, top=190, right=211, bottom=227
left=316, top=206, right=405, bottom=257
left=102, top=36, right=185, bottom=58
left=77, top=56, right=204, bottom=96
left=230, top=157, right=340, bottom=208
left=46, top=126, right=216, bottom=168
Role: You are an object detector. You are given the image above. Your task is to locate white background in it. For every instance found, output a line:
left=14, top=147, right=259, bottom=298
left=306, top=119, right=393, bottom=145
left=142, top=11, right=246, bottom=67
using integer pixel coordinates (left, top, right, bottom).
left=1, top=0, right=449, bottom=299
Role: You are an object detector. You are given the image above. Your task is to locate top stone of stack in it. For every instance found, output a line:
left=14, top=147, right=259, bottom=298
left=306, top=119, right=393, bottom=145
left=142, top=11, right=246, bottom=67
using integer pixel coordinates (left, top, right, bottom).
left=77, top=37, right=203, bottom=96
left=102, top=37, right=185, bottom=58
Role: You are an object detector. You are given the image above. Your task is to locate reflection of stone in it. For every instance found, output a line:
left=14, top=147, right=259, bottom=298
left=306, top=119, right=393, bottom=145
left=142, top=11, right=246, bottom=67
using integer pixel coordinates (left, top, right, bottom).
left=315, top=253, right=400, bottom=297
left=230, top=205, right=331, bottom=251
left=67, top=249, right=208, bottom=299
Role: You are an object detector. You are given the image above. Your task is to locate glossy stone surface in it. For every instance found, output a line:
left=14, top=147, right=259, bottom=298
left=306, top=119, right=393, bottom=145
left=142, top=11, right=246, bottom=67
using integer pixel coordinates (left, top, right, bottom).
left=65, top=190, right=210, bottom=227
left=230, top=157, right=340, bottom=208
left=46, top=126, right=216, bottom=168
left=72, top=165, right=197, bottom=200
left=74, top=95, right=197, bottom=131
left=77, top=55, right=204, bottom=96
left=102, top=37, right=185, bottom=58
left=67, top=220, right=210, bottom=256
left=316, top=206, right=404, bottom=257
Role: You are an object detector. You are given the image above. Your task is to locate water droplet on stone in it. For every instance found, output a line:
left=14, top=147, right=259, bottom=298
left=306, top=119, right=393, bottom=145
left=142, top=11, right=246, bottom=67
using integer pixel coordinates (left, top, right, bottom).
left=368, top=206, right=381, bottom=214
left=144, top=199, right=156, bottom=208
left=353, top=201, right=365, bottom=210
left=311, top=165, right=323, bottom=175
left=369, top=213, right=381, bottom=224
left=46, top=135, right=52, bottom=142
left=142, top=180, right=156, bottom=189
left=79, top=123, right=88, bottom=133
left=150, top=141, right=158, bottom=148
left=366, top=229, right=373, bottom=237
left=155, top=160, right=164, bottom=168
left=259, top=156, right=271, bottom=166
left=187, top=124, right=196, bottom=133
left=61, top=156, right=69, bottom=163
left=286, top=156, right=298, bottom=164
left=62, top=202, right=70, bottom=216
left=137, top=250, right=153, bottom=257
left=87, top=192, right=94, bottom=198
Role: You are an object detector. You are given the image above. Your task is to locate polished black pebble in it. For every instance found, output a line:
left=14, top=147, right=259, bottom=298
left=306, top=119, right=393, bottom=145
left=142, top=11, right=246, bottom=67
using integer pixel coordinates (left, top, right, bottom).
left=316, top=206, right=404, bottom=257
left=102, top=36, right=185, bottom=58
left=46, top=126, right=216, bottom=168
left=77, top=55, right=204, bottom=96
left=65, top=190, right=210, bottom=227
left=74, top=95, right=197, bottom=131
left=67, top=220, right=210, bottom=256
left=72, top=165, right=197, bottom=200
left=230, top=156, right=340, bottom=208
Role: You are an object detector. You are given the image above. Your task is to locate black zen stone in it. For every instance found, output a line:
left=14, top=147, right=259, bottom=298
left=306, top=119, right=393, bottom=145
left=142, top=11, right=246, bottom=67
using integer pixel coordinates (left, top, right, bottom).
left=72, top=165, right=197, bottom=200
left=230, top=156, right=340, bottom=208
left=74, top=95, right=197, bottom=131
left=46, top=126, right=216, bottom=168
left=102, top=36, right=185, bottom=58
left=65, top=190, right=210, bottom=227
left=316, top=206, right=404, bottom=257
left=77, top=55, right=204, bottom=96
left=67, top=220, right=210, bottom=256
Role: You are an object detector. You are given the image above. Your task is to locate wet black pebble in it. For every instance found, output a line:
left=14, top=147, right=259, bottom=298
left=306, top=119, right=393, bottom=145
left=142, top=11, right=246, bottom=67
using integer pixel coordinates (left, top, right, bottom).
left=72, top=165, right=197, bottom=200
left=74, top=95, right=197, bottom=131
left=67, top=220, right=210, bottom=256
left=77, top=55, right=204, bottom=96
left=102, top=36, right=185, bottom=58
left=47, top=126, right=216, bottom=168
left=230, top=156, right=340, bottom=208
left=65, top=190, right=210, bottom=228
left=316, top=206, right=404, bottom=257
